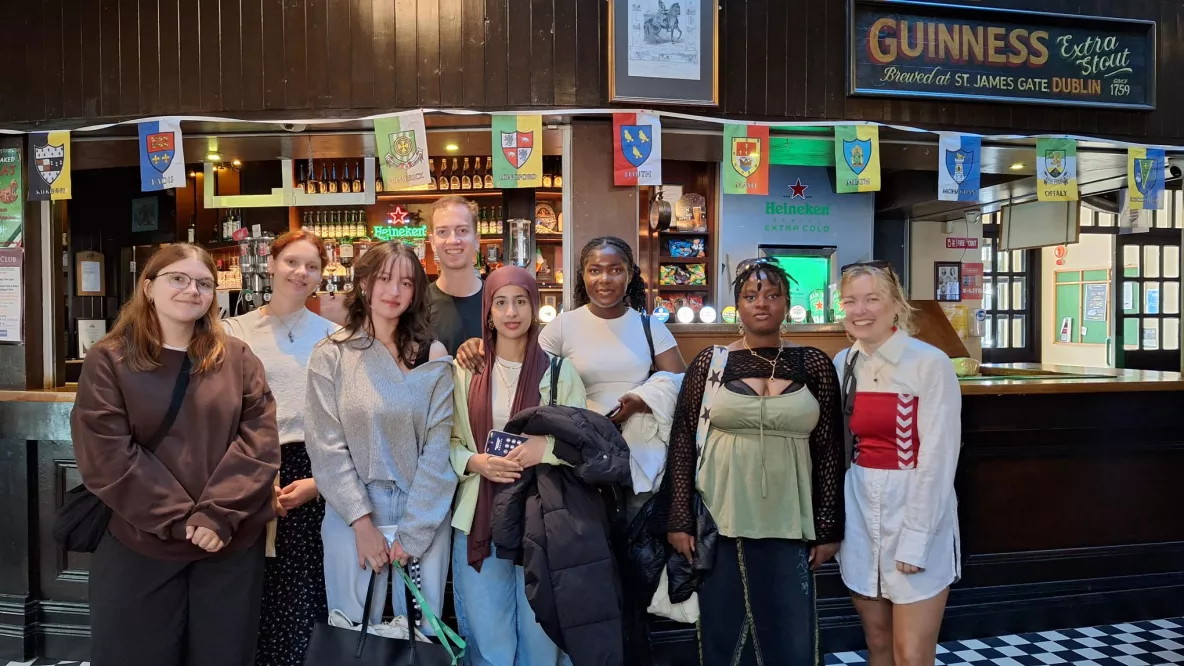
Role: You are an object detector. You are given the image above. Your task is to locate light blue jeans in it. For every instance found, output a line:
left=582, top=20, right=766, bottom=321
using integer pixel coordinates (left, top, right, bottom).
left=452, top=529, right=563, bottom=666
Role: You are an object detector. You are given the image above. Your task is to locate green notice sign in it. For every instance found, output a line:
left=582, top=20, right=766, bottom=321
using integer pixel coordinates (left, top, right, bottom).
left=0, top=148, right=23, bottom=245
left=769, top=137, right=835, bottom=167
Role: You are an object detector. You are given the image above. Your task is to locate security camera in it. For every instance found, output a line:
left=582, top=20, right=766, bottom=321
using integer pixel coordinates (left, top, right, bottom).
left=281, top=123, right=307, bottom=133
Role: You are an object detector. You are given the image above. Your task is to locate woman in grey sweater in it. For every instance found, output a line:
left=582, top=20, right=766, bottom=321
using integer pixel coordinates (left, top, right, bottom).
left=305, top=241, right=456, bottom=630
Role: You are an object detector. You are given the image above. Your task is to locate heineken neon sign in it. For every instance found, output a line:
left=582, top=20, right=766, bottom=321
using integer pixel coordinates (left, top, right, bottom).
left=372, top=224, right=428, bottom=241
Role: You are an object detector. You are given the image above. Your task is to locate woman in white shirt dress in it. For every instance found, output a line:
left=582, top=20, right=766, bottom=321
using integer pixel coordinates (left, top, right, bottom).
left=833, top=262, right=962, bottom=666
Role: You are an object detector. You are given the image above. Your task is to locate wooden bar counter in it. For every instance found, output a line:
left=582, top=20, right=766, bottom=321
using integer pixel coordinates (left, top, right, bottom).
left=3, top=357, right=1184, bottom=661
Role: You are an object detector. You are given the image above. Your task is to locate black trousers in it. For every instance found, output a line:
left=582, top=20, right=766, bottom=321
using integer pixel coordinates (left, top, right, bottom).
left=90, top=531, right=267, bottom=666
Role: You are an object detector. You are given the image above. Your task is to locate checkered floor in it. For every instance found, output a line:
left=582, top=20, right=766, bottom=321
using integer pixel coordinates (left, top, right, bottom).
left=6, top=618, right=1184, bottom=665
left=825, top=617, right=1184, bottom=665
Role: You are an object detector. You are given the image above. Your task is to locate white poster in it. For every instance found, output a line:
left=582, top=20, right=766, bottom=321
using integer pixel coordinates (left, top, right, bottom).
left=0, top=249, right=23, bottom=343
left=81, top=260, right=102, bottom=294
left=78, top=319, right=107, bottom=357
left=628, top=0, right=702, bottom=80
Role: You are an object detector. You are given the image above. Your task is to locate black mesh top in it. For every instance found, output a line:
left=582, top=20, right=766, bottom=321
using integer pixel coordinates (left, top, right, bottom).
left=665, top=345, right=845, bottom=544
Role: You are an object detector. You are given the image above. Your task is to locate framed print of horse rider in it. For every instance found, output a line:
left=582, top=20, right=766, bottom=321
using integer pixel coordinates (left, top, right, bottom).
left=608, top=0, right=719, bottom=106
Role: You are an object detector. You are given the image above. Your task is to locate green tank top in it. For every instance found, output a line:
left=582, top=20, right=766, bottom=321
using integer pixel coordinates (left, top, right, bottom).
left=696, top=386, right=819, bottom=540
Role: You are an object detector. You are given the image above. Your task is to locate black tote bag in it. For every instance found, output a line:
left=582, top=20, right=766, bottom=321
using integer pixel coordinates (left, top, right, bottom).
left=53, top=355, right=193, bottom=553
left=304, top=563, right=465, bottom=666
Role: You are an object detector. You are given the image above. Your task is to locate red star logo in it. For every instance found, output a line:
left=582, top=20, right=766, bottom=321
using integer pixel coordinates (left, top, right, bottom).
left=389, top=206, right=410, bottom=225
left=790, top=178, right=808, bottom=199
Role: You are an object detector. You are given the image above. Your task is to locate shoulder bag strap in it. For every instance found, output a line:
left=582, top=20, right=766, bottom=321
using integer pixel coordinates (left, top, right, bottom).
left=141, top=355, right=192, bottom=454
left=641, top=313, right=657, bottom=374
left=548, top=355, right=563, bottom=407
left=842, top=350, right=861, bottom=468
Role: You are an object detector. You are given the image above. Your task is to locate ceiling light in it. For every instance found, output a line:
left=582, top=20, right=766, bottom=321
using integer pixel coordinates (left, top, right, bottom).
left=206, top=152, right=222, bottom=162
left=445, top=144, right=459, bottom=152
left=231, top=159, right=242, bottom=167
left=1009, top=162, right=1025, bottom=170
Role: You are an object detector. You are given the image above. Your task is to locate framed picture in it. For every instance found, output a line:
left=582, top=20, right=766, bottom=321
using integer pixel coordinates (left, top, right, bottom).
left=934, top=262, right=962, bottom=302
left=131, top=196, right=159, bottom=233
left=75, top=250, right=106, bottom=297
left=77, top=319, right=107, bottom=357
left=608, top=0, right=719, bottom=106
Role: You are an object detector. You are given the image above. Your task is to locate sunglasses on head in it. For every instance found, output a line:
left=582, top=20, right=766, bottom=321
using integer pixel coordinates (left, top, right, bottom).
left=736, top=257, right=799, bottom=285
left=840, top=260, right=894, bottom=274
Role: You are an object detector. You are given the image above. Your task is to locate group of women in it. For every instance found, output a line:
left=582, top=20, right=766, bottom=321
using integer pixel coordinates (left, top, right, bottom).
left=71, top=193, right=961, bottom=666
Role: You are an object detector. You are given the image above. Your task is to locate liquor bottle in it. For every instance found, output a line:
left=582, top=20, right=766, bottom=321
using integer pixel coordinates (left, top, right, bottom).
left=428, top=159, right=438, bottom=191
left=319, top=164, right=329, bottom=194
left=297, top=162, right=307, bottom=191
left=302, top=211, right=312, bottom=232
left=477, top=207, right=486, bottom=236
left=471, top=157, right=483, bottom=190
left=461, top=157, right=472, bottom=190
left=340, top=163, right=352, bottom=193
left=187, top=217, right=195, bottom=243
left=328, top=164, right=339, bottom=193
left=305, top=161, right=318, bottom=194
left=375, top=173, right=384, bottom=193
left=352, top=161, right=363, bottom=193
left=553, top=157, right=563, bottom=188
left=438, top=159, right=450, bottom=191
left=484, top=157, right=494, bottom=189
left=542, top=157, right=553, bottom=189
left=450, top=158, right=461, bottom=190
left=496, top=206, right=504, bottom=235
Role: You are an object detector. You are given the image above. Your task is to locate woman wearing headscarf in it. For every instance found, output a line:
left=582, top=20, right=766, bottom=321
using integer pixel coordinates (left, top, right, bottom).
left=448, top=266, right=586, bottom=665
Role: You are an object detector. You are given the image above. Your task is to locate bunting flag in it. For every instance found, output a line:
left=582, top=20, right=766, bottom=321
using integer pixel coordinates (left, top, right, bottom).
left=722, top=124, right=770, bottom=195
left=938, top=133, right=980, bottom=202
left=834, top=126, right=881, bottom=193
left=492, top=114, right=543, bottom=188
left=374, top=110, right=431, bottom=191
left=1036, top=138, right=1078, bottom=201
left=29, top=131, right=71, bottom=201
left=1127, top=147, right=1165, bottom=210
left=613, top=112, right=662, bottom=186
left=138, top=119, right=186, bottom=191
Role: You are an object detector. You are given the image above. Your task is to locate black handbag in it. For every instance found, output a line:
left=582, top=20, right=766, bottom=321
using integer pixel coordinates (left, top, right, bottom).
left=52, top=355, right=193, bottom=553
left=304, top=564, right=465, bottom=666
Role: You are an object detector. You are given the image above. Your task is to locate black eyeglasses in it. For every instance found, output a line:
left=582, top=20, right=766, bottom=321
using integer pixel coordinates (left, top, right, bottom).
left=735, top=257, right=799, bottom=285
left=840, top=260, right=893, bottom=274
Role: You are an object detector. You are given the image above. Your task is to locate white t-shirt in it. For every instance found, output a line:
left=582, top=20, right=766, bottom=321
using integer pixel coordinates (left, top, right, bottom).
left=538, top=306, right=677, bottom=414
left=222, top=308, right=339, bottom=444
left=490, top=357, right=523, bottom=432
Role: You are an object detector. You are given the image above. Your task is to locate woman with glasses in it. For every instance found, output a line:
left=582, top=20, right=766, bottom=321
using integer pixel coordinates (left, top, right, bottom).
left=72, top=244, right=280, bottom=666
left=834, top=262, right=961, bottom=666
left=664, top=258, right=845, bottom=665
left=223, top=230, right=339, bottom=666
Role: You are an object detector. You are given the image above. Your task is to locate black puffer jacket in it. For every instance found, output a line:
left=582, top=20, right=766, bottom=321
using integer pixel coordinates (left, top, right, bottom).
left=493, top=405, right=633, bottom=666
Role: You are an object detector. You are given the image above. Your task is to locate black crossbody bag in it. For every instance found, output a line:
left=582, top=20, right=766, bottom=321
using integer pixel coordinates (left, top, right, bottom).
left=53, top=355, right=193, bottom=553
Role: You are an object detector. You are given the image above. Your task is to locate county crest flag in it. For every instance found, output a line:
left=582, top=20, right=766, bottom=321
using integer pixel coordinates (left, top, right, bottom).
left=938, top=133, right=980, bottom=202
left=613, top=113, right=662, bottom=186
left=492, top=115, right=543, bottom=188
left=834, top=126, right=881, bottom=193
left=1036, top=138, right=1078, bottom=201
left=374, top=110, right=431, bottom=191
left=29, top=131, right=71, bottom=201
left=722, top=124, right=769, bottom=195
left=1127, top=147, right=1165, bottom=210
left=138, top=119, right=186, bottom=191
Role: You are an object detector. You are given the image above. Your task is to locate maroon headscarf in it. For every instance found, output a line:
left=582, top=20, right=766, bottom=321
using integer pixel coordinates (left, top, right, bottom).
left=467, top=266, right=549, bottom=570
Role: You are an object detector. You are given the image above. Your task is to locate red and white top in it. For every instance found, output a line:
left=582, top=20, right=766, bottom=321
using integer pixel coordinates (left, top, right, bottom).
left=834, top=330, right=962, bottom=604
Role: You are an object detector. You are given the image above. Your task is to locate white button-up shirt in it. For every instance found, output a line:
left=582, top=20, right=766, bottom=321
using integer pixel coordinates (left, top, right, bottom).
left=834, top=330, right=963, bottom=604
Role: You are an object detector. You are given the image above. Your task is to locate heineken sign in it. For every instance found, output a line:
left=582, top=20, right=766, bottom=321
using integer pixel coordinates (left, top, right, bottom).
left=849, top=0, right=1156, bottom=109
left=372, top=224, right=427, bottom=241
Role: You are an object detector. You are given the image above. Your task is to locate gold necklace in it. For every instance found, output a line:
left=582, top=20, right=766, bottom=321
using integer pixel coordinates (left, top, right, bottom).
left=494, top=357, right=521, bottom=398
left=743, top=337, right=785, bottom=381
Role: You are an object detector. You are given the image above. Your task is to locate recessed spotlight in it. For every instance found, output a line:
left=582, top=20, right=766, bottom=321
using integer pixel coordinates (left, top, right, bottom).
left=1009, top=162, right=1025, bottom=170
left=206, top=152, right=222, bottom=162
left=445, top=144, right=459, bottom=152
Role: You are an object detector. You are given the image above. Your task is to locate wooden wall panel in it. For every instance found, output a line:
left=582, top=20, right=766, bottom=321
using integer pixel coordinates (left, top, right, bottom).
left=5, top=0, right=1184, bottom=146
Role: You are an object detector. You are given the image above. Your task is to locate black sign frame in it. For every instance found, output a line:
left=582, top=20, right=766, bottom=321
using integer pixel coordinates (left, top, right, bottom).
left=847, top=0, right=1157, bottom=111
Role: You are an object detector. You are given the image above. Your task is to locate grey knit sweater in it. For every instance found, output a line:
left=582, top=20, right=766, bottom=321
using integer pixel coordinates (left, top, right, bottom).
left=304, top=332, right=456, bottom=558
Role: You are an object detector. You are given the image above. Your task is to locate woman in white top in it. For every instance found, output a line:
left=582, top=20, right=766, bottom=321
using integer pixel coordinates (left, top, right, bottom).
left=222, top=230, right=338, bottom=666
left=833, top=262, right=962, bottom=666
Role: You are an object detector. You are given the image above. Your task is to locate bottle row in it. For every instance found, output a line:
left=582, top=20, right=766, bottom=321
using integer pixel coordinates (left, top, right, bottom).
left=301, top=210, right=369, bottom=242
left=296, top=161, right=371, bottom=195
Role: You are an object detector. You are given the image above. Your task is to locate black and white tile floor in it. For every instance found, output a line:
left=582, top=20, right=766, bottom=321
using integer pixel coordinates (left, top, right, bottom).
left=825, top=617, right=1184, bottom=666
left=5, top=617, right=1184, bottom=666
